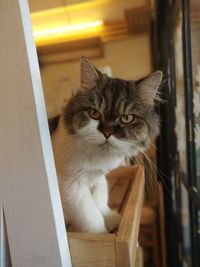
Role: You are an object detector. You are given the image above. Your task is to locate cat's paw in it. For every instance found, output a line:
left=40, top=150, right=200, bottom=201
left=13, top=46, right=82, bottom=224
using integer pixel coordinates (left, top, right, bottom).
left=104, top=210, right=121, bottom=232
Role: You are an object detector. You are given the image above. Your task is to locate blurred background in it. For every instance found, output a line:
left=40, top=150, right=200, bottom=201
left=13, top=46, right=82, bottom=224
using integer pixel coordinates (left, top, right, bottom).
left=28, top=0, right=152, bottom=117
left=28, top=1, right=200, bottom=267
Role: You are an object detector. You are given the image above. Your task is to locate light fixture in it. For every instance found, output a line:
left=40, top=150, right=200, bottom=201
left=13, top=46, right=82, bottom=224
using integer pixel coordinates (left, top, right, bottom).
left=33, top=20, right=103, bottom=44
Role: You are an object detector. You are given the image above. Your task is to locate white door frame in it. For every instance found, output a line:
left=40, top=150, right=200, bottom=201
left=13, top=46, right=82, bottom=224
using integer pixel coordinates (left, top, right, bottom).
left=0, top=0, right=72, bottom=266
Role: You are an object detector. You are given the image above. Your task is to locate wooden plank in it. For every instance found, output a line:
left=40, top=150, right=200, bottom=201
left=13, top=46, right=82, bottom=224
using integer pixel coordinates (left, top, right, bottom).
left=108, top=167, right=132, bottom=212
left=37, top=37, right=102, bottom=55
left=0, top=1, right=71, bottom=266
left=107, top=173, right=119, bottom=194
left=115, top=166, right=144, bottom=267
left=109, top=177, right=131, bottom=212
left=125, top=5, right=151, bottom=34
left=68, top=232, right=116, bottom=267
left=38, top=37, right=104, bottom=65
left=39, top=46, right=104, bottom=65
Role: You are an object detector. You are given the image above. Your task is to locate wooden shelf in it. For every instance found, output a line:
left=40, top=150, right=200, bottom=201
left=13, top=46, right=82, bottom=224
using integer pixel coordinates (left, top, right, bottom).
left=67, top=165, right=145, bottom=267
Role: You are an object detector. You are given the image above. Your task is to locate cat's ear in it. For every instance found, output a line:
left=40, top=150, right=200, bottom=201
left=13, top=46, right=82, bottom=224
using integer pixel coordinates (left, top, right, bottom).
left=136, top=71, right=163, bottom=105
left=80, top=56, right=102, bottom=90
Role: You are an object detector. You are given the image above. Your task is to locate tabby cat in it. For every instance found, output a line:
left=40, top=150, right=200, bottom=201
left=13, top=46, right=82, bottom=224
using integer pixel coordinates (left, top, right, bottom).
left=50, top=56, right=162, bottom=233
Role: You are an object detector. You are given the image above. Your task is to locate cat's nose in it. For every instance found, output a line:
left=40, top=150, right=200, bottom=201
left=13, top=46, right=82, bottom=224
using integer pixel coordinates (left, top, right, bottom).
left=102, top=131, right=112, bottom=139
left=98, top=124, right=113, bottom=139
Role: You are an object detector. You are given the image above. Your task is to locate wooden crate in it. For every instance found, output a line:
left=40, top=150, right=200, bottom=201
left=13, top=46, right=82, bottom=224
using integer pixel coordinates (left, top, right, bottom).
left=67, top=165, right=144, bottom=267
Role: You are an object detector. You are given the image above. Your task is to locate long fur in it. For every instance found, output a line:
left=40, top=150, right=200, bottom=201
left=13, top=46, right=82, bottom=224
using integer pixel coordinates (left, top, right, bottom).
left=51, top=57, right=163, bottom=233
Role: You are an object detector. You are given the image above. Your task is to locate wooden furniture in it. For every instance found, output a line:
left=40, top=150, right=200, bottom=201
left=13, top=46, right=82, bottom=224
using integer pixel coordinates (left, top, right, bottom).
left=139, top=182, right=167, bottom=267
left=67, top=165, right=145, bottom=267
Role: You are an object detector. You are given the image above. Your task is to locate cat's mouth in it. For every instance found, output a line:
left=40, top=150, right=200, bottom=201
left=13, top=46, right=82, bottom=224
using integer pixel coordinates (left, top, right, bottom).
left=98, top=141, right=108, bottom=147
left=98, top=139, right=115, bottom=149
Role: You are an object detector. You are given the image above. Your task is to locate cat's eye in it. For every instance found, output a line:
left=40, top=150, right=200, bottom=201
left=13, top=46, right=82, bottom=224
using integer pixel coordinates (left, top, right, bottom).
left=88, top=109, right=101, bottom=120
left=120, top=114, right=135, bottom=124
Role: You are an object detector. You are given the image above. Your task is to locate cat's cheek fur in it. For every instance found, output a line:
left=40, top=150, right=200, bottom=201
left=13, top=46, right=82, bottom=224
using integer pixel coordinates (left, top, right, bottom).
left=77, top=118, right=103, bottom=141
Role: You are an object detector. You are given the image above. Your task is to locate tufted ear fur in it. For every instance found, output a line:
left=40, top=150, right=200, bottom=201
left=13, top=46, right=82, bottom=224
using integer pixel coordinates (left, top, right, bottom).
left=80, top=56, right=102, bottom=90
left=136, top=71, right=163, bottom=105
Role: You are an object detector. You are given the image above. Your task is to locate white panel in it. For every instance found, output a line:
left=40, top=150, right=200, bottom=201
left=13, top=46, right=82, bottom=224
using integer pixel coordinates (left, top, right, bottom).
left=0, top=1, right=71, bottom=266
left=0, top=206, right=11, bottom=267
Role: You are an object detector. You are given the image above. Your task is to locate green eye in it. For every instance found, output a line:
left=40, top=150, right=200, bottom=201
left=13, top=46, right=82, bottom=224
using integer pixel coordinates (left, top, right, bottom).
left=88, top=109, right=101, bottom=120
left=120, top=114, right=135, bottom=124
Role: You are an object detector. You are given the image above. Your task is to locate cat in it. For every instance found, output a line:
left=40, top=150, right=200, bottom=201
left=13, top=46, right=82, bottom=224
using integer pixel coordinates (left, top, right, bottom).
left=50, top=56, right=163, bottom=233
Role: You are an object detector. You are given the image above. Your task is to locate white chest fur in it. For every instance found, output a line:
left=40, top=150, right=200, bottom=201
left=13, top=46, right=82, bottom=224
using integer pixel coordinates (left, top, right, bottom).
left=51, top=118, right=122, bottom=233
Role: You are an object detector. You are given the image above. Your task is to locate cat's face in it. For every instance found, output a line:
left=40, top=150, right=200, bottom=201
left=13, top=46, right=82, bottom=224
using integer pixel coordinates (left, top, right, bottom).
left=63, top=57, right=162, bottom=157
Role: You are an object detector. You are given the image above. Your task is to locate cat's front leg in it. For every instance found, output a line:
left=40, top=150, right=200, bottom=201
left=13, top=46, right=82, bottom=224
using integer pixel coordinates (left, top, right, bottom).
left=62, top=181, right=108, bottom=233
left=91, top=176, right=121, bottom=232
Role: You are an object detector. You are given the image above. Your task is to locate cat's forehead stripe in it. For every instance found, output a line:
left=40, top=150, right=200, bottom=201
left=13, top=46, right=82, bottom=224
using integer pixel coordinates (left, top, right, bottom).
left=102, top=79, right=113, bottom=112
left=115, top=81, right=130, bottom=114
left=99, top=78, right=129, bottom=115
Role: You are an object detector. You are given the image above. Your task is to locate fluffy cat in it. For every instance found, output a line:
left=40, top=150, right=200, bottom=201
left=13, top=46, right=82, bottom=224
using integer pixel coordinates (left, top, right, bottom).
left=50, top=56, right=163, bottom=233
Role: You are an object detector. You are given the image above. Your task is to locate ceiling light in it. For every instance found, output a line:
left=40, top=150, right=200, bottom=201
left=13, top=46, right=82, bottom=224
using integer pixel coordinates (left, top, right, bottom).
left=33, top=20, right=103, bottom=41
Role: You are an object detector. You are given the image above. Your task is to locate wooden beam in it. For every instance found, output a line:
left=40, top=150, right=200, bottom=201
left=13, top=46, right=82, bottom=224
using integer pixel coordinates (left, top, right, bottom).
left=124, top=5, right=151, bottom=34
left=38, top=37, right=104, bottom=65
left=115, top=166, right=144, bottom=267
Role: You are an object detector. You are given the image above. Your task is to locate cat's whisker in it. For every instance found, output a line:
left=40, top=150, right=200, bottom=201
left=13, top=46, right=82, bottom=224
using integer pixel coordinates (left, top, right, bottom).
left=149, top=143, right=157, bottom=150
left=135, top=148, right=172, bottom=204
left=139, top=153, right=157, bottom=197
left=134, top=155, right=154, bottom=197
